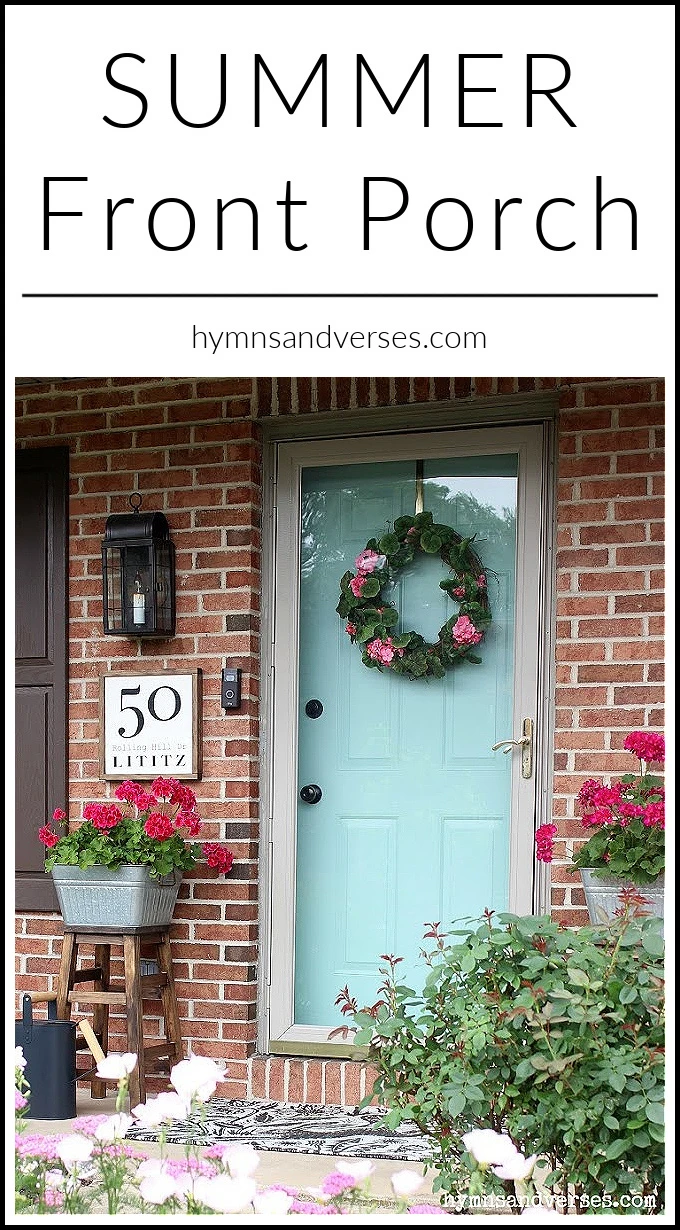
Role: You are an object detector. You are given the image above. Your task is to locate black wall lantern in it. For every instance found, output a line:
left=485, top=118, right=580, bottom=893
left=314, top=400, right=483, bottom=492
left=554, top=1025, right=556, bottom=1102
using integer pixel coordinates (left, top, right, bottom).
left=102, top=493, right=176, bottom=637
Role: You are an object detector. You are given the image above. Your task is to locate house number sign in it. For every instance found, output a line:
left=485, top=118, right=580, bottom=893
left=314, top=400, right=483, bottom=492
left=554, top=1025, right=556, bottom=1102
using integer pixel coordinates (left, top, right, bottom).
left=99, top=668, right=202, bottom=780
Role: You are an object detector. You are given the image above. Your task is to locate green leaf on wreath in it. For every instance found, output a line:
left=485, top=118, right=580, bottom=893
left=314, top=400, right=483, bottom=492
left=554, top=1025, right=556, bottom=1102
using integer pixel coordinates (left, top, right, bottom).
left=381, top=607, right=399, bottom=627
left=379, top=533, right=400, bottom=556
left=361, top=576, right=381, bottom=598
left=391, top=634, right=412, bottom=649
left=339, top=570, right=353, bottom=592
left=420, top=532, right=443, bottom=553
left=414, top=510, right=433, bottom=527
left=357, top=624, right=377, bottom=643
left=394, top=516, right=415, bottom=535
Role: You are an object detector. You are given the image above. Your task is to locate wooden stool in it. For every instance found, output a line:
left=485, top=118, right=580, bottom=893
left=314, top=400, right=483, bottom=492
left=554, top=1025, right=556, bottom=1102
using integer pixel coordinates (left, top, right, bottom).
left=56, top=925, right=184, bottom=1106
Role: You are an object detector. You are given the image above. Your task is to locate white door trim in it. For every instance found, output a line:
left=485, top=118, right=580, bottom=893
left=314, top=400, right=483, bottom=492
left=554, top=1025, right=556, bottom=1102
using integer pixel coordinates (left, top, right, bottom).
left=263, top=425, right=548, bottom=1048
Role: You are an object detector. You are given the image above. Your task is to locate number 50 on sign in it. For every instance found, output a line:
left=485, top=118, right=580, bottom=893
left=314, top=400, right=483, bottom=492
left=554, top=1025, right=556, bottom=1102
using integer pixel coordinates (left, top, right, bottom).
left=99, top=669, right=202, bottom=780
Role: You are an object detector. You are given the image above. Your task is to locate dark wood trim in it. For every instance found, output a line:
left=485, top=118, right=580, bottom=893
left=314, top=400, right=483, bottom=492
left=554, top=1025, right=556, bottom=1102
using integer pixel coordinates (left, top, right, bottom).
left=15, top=446, right=69, bottom=912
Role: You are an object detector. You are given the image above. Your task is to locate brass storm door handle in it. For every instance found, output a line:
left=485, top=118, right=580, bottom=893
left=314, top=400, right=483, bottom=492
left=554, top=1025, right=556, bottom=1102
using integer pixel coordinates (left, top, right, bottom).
left=491, top=718, right=534, bottom=779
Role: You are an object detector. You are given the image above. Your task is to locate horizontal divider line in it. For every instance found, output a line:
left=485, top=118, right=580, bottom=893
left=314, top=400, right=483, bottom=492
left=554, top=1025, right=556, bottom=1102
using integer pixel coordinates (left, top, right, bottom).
left=21, top=292, right=658, bottom=299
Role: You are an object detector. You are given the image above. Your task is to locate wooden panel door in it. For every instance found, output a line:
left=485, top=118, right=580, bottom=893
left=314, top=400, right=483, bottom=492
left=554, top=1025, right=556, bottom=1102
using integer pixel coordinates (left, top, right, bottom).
left=15, top=447, right=69, bottom=910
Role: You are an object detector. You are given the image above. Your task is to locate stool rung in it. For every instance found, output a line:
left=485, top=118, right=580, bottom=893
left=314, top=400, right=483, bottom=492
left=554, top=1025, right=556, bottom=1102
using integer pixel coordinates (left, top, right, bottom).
left=140, top=973, right=169, bottom=990
left=68, top=990, right=127, bottom=1005
left=72, top=966, right=104, bottom=984
left=143, top=1042, right=175, bottom=1061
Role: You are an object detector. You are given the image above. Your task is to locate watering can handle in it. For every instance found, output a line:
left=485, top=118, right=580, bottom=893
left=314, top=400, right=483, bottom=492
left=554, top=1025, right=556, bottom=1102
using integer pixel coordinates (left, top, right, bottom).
left=22, top=992, right=59, bottom=1033
left=78, top=1019, right=106, bottom=1064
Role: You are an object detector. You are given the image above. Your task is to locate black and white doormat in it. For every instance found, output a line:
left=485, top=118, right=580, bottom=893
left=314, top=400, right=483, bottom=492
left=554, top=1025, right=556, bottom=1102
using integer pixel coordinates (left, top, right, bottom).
left=125, top=1099, right=432, bottom=1162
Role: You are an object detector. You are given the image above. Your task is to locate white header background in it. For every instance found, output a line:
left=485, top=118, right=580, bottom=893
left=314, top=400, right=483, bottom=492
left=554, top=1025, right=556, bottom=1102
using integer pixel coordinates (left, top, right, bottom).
left=4, top=3, right=676, bottom=375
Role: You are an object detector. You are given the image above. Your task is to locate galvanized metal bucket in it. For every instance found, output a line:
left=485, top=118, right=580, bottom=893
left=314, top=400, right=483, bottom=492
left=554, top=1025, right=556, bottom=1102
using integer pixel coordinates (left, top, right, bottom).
left=580, top=868, right=664, bottom=930
left=51, top=864, right=182, bottom=928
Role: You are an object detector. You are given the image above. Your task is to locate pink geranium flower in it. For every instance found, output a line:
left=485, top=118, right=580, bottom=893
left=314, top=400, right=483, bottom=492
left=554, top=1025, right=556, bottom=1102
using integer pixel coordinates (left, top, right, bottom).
left=623, top=730, right=665, bottom=765
left=354, top=549, right=384, bottom=574
left=451, top=615, right=483, bottom=647
left=349, top=575, right=367, bottom=598
left=366, top=637, right=404, bottom=666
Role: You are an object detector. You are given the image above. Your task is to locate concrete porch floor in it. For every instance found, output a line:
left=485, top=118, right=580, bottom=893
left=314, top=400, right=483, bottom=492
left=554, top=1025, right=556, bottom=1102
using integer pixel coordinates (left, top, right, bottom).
left=24, top=1088, right=436, bottom=1203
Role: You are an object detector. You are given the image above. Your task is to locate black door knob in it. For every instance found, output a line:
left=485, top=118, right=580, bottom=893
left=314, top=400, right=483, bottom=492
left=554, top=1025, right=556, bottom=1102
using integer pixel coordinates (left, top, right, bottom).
left=299, top=784, right=323, bottom=804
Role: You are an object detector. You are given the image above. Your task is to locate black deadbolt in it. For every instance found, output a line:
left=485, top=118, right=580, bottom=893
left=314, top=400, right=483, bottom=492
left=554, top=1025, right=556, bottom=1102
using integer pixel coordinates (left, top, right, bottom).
left=305, top=699, right=324, bottom=719
left=299, top=784, right=323, bottom=804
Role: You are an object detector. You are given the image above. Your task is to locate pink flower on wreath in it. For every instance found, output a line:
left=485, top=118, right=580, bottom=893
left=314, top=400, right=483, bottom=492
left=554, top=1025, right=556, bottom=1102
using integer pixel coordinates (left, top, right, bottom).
left=623, top=730, right=665, bottom=765
left=366, top=637, right=404, bottom=666
left=451, top=615, right=483, bottom=647
left=38, top=825, right=59, bottom=848
left=452, top=586, right=466, bottom=599
left=354, top=549, right=384, bottom=574
left=477, top=573, right=487, bottom=588
left=202, top=843, right=234, bottom=875
left=346, top=622, right=357, bottom=637
left=144, top=812, right=174, bottom=841
left=349, top=575, right=367, bottom=598
left=534, top=823, right=558, bottom=863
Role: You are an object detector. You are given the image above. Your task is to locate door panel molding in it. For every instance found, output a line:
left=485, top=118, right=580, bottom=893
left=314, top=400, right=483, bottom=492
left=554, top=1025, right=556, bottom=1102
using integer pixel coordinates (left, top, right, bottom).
left=261, top=425, right=551, bottom=1049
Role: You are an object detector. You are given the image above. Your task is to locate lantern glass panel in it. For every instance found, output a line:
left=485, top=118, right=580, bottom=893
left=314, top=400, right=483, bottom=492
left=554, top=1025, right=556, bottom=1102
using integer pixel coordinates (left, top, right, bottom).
left=103, top=546, right=124, bottom=631
left=124, top=547, right=153, bottom=633
left=154, top=541, right=175, bottom=633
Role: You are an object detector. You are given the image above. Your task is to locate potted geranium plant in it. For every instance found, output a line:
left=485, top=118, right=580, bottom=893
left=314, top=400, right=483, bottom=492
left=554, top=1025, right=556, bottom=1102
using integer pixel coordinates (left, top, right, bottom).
left=39, top=778, right=234, bottom=928
left=535, top=730, right=665, bottom=923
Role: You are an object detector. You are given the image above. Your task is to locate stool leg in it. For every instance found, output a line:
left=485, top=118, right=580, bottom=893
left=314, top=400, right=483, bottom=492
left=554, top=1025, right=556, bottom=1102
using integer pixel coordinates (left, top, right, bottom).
left=123, top=935, right=144, bottom=1107
left=56, top=933, right=77, bottom=1020
left=90, top=944, right=110, bottom=1100
left=157, top=932, right=184, bottom=1067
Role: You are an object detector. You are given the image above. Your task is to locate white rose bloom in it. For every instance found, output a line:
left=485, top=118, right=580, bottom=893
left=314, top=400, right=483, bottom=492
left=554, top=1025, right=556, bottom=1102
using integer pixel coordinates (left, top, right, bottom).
left=253, top=1189, right=295, bottom=1216
left=462, top=1129, right=520, bottom=1166
left=94, top=1112, right=133, bottom=1141
left=390, top=1169, right=426, bottom=1198
left=96, top=1052, right=138, bottom=1080
left=193, top=1175, right=257, bottom=1213
left=335, top=1159, right=375, bottom=1180
left=170, top=1055, right=225, bottom=1106
left=56, top=1135, right=95, bottom=1168
left=139, top=1173, right=178, bottom=1206
left=132, top=1091, right=188, bottom=1125
left=136, top=1158, right=167, bottom=1180
left=224, top=1143, right=260, bottom=1179
left=492, top=1152, right=539, bottom=1182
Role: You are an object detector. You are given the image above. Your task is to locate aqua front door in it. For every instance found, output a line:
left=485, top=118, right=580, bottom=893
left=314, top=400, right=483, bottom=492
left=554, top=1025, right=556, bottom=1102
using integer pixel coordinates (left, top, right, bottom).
left=268, top=427, right=545, bottom=1044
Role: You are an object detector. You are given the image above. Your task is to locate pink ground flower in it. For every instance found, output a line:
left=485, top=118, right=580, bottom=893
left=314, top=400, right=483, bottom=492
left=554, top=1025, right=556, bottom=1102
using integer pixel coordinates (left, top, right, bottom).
left=15, top=1089, right=27, bottom=1110
left=144, top=811, right=175, bottom=841
left=52, top=807, right=67, bottom=822
left=349, top=575, right=367, bottom=598
left=623, top=730, right=665, bottom=765
left=38, top=825, right=59, bottom=848
left=321, top=1171, right=360, bottom=1196
left=451, top=615, right=483, bottom=647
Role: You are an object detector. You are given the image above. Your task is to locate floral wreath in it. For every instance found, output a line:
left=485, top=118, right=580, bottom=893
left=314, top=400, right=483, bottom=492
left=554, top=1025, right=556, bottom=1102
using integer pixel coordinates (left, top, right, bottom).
left=336, top=511, right=492, bottom=679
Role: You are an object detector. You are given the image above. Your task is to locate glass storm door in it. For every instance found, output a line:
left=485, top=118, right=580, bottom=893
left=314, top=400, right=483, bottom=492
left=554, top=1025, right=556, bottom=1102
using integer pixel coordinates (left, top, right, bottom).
left=269, top=427, right=544, bottom=1042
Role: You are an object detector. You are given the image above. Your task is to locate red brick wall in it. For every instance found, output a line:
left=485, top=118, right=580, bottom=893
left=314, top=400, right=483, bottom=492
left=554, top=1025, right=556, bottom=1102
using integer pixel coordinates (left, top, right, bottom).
left=15, top=375, right=664, bottom=1102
